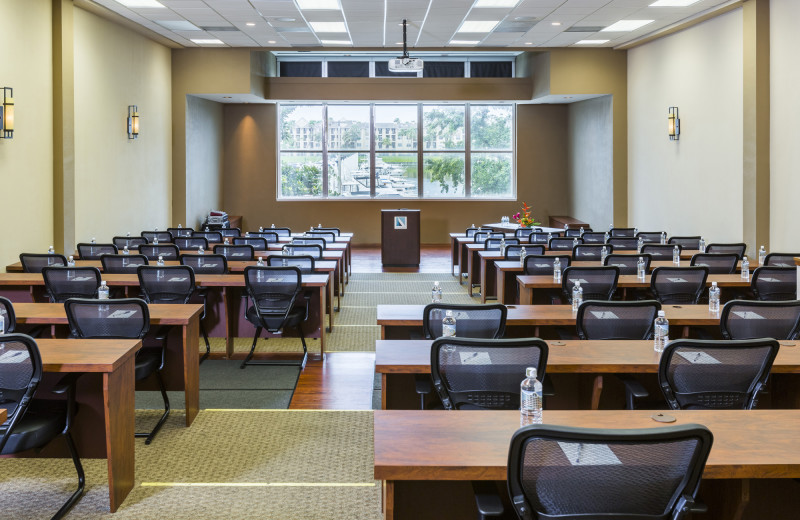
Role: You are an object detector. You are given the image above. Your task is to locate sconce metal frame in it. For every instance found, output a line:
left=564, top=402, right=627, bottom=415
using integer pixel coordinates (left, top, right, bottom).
left=1, top=87, right=13, bottom=139
left=668, top=106, right=680, bottom=141
left=127, top=105, right=139, bottom=140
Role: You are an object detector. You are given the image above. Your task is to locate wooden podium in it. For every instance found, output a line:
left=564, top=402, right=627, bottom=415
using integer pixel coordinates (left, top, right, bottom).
left=381, top=209, right=420, bottom=267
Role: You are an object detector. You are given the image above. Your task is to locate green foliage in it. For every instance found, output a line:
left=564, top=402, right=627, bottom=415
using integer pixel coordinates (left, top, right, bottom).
left=470, top=107, right=512, bottom=150
left=281, top=162, right=322, bottom=197
left=472, top=155, right=511, bottom=196
left=426, top=156, right=464, bottom=193
left=423, top=108, right=464, bottom=149
left=280, top=105, right=297, bottom=148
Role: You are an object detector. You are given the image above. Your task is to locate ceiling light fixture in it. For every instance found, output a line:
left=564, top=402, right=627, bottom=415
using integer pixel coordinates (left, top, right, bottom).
left=602, top=20, right=654, bottom=32
left=268, top=40, right=277, bottom=44
left=650, top=0, right=701, bottom=6
left=320, top=39, right=351, bottom=44
left=246, top=22, right=256, bottom=27
left=296, top=0, right=340, bottom=10
left=309, top=21, right=347, bottom=32
left=191, top=39, right=225, bottom=45
left=551, top=22, right=561, bottom=26
left=458, top=20, right=500, bottom=33
left=474, top=0, right=520, bottom=7
left=575, top=39, right=609, bottom=45
left=115, top=0, right=165, bottom=7
left=450, top=40, right=480, bottom=45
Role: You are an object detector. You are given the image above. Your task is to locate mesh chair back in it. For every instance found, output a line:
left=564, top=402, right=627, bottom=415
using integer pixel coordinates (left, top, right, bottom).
left=282, top=244, right=323, bottom=259
left=507, top=424, right=713, bottom=520
left=0, top=334, right=43, bottom=453
left=573, top=244, right=612, bottom=260
left=167, top=227, right=194, bottom=238
left=562, top=266, right=619, bottom=303
left=64, top=298, right=149, bottom=339
left=565, top=229, right=591, bottom=238
left=174, top=237, right=209, bottom=251
left=317, top=227, right=340, bottom=236
left=669, top=236, right=701, bottom=249
left=637, top=232, right=665, bottom=244
left=180, top=254, right=228, bottom=274
left=604, top=254, right=651, bottom=275
left=267, top=255, right=315, bottom=274
left=77, top=243, right=118, bottom=260
left=268, top=227, right=292, bottom=237
left=243, top=266, right=302, bottom=332
left=42, top=266, right=101, bottom=302
left=528, top=232, right=553, bottom=244
left=308, top=231, right=336, bottom=243
left=549, top=237, right=581, bottom=251
left=642, top=244, right=679, bottom=261
left=659, top=338, right=779, bottom=410
left=764, top=252, right=800, bottom=267
left=515, top=228, right=534, bottom=238
left=720, top=300, right=800, bottom=340
left=139, top=244, right=180, bottom=261
left=610, top=227, right=636, bottom=238
left=608, top=237, right=638, bottom=251
left=101, top=254, right=149, bottom=273
left=0, top=297, right=16, bottom=333
left=141, top=231, right=173, bottom=243
left=233, top=237, right=268, bottom=249
left=249, top=232, right=280, bottom=243
left=474, top=231, right=502, bottom=243
left=524, top=255, right=571, bottom=276
left=650, top=266, right=708, bottom=305
left=19, top=253, right=68, bottom=273
left=219, top=228, right=241, bottom=238
left=506, top=245, right=544, bottom=260
left=706, top=243, right=746, bottom=259
left=193, top=231, right=223, bottom=243
left=465, top=227, right=479, bottom=238
left=576, top=300, right=661, bottom=340
left=751, top=266, right=796, bottom=301
left=690, top=253, right=738, bottom=274
left=431, top=337, right=548, bottom=410
left=486, top=237, right=519, bottom=251
left=422, top=303, right=507, bottom=339
left=113, top=236, right=147, bottom=250
left=137, top=265, right=195, bottom=304
left=213, top=244, right=256, bottom=261
left=292, top=237, right=327, bottom=249
left=580, top=232, right=606, bottom=244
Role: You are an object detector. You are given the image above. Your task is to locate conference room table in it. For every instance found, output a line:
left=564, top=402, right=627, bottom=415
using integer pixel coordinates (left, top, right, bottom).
left=0, top=271, right=331, bottom=357
left=374, top=409, right=800, bottom=520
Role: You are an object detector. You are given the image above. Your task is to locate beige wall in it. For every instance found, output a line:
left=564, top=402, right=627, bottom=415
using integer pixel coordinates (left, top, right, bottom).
left=0, top=0, right=54, bottom=265
left=222, top=103, right=568, bottom=243
left=73, top=7, right=172, bottom=242
left=185, top=96, right=223, bottom=225
left=769, top=0, right=800, bottom=252
left=567, top=96, right=613, bottom=230
left=628, top=9, right=744, bottom=242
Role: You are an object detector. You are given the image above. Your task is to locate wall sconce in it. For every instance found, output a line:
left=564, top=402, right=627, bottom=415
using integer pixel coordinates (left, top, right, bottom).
left=668, top=106, right=680, bottom=141
left=1, top=87, right=14, bottom=139
left=127, top=105, right=139, bottom=139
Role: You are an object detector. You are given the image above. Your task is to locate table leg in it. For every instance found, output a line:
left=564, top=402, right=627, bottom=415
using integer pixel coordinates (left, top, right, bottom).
left=103, top=355, right=135, bottom=512
left=381, top=374, right=388, bottom=411
left=223, top=288, right=234, bottom=358
left=496, top=269, right=506, bottom=304
left=480, top=259, right=487, bottom=303
left=450, top=237, right=458, bottom=276
left=320, top=285, right=327, bottom=355
left=383, top=480, right=395, bottom=520
left=519, top=281, right=533, bottom=305
left=327, top=279, right=335, bottom=332
left=182, top=316, right=200, bottom=426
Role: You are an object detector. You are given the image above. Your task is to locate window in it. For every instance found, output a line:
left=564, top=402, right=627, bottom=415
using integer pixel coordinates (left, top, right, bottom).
left=277, top=57, right=515, bottom=78
left=277, top=103, right=515, bottom=200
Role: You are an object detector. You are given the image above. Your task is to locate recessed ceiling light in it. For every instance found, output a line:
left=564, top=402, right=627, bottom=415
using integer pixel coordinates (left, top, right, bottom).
left=602, top=20, right=654, bottom=32
left=296, top=0, right=340, bottom=9
left=551, top=22, right=561, bottom=26
left=450, top=40, right=480, bottom=45
left=308, top=21, right=347, bottom=32
left=650, top=0, right=701, bottom=6
left=268, top=40, right=277, bottom=44
left=191, top=39, right=224, bottom=45
left=395, top=41, right=403, bottom=45
left=246, top=22, right=256, bottom=27
left=575, top=39, right=609, bottom=45
left=524, top=42, right=533, bottom=45
left=274, top=17, right=296, bottom=22
left=115, top=0, right=165, bottom=7
left=320, top=39, right=351, bottom=44
left=474, top=0, right=519, bottom=7
left=458, top=20, right=500, bottom=33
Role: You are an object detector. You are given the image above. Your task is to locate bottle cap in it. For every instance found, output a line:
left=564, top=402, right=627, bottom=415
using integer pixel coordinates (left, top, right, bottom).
left=712, top=281, right=718, bottom=287
left=101, top=281, right=107, bottom=286
left=574, top=280, right=581, bottom=286
left=434, top=281, right=439, bottom=286
left=445, top=310, right=453, bottom=316
left=658, top=310, right=666, bottom=317
left=526, top=367, right=537, bottom=378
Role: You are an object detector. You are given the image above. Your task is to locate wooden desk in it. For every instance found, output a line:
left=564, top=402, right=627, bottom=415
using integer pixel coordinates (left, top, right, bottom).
left=481, top=223, right=563, bottom=234
left=549, top=215, right=590, bottom=229
left=13, top=302, right=201, bottom=428
left=0, top=408, right=5, bottom=423
left=37, top=338, right=140, bottom=512
left=374, top=409, right=800, bottom=520
left=517, top=274, right=750, bottom=305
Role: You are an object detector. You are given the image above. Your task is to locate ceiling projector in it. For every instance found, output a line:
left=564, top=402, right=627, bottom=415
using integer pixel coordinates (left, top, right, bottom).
left=388, top=19, right=423, bottom=72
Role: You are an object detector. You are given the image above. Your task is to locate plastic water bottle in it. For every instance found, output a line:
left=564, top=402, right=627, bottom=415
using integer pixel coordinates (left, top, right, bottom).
left=442, top=310, right=456, bottom=337
left=741, top=256, right=750, bottom=280
left=178, top=224, right=182, bottom=229
left=673, top=245, right=680, bottom=265
left=709, top=281, right=720, bottom=314
left=520, top=366, right=543, bottom=425
left=122, top=246, right=130, bottom=255
left=601, top=245, right=608, bottom=263
left=198, top=246, right=205, bottom=255
left=155, top=227, right=159, bottom=232
left=519, top=246, right=527, bottom=268
left=634, top=227, right=639, bottom=236
left=271, top=223, right=275, bottom=229
left=553, top=257, right=562, bottom=282
left=699, top=237, right=706, bottom=252
left=126, top=232, right=131, bottom=237
left=758, top=245, right=766, bottom=266
left=48, top=245, right=55, bottom=255
left=637, top=256, right=646, bottom=280
left=604, top=231, right=610, bottom=243
left=157, top=254, right=165, bottom=266
left=318, top=223, right=322, bottom=229
left=245, top=231, right=250, bottom=237
left=572, top=281, right=583, bottom=312
left=98, top=281, right=110, bottom=300
left=564, top=224, right=569, bottom=233
left=654, top=311, right=669, bottom=353
left=67, top=255, right=75, bottom=267
left=224, top=237, right=230, bottom=245
left=0, top=313, right=4, bottom=334
left=660, top=232, right=666, bottom=245
left=204, top=226, right=209, bottom=232
left=259, top=226, right=264, bottom=232
left=547, top=232, right=552, bottom=242
left=153, top=235, right=159, bottom=245
left=91, top=237, right=96, bottom=244
left=609, top=223, right=614, bottom=232
left=637, top=236, right=644, bottom=253
left=257, top=256, right=264, bottom=266
left=579, top=227, right=585, bottom=236
left=572, top=237, right=579, bottom=248
left=431, top=281, right=443, bottom=303
left=499, top=237, right=506, bottom=255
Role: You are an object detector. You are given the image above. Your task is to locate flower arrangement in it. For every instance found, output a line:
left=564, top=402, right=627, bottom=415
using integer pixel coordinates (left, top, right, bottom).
left=512, top=202, right=540, bottom=228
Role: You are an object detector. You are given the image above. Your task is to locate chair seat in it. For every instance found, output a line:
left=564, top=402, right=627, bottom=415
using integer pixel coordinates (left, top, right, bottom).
left=135, top=348, right=162, bottom=381
left=246, top=305, right=305, bottom=331
left=0, top=399, right=67, bottom=454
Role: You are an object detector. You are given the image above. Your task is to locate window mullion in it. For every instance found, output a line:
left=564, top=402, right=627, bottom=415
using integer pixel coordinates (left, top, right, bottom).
left=370, top=104, right=376, bottom=198
left=417, top=103, right=424, bottom=198
left=464, top=103, right=471, bottom=198
left=322, top=103, right=329, bottom=197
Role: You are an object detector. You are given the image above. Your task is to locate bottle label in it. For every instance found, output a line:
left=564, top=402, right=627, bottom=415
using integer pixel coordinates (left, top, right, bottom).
left=442, top=324, right=456, bottom=337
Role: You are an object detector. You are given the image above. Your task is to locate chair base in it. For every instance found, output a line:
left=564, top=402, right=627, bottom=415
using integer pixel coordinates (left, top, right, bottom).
left=51, top=432, right=85, bottom=520
left=240, top=325, right=308, bottom=370
left=135, top=370, right=170, bottom=445
left=199, top=321, right=210, bottom=364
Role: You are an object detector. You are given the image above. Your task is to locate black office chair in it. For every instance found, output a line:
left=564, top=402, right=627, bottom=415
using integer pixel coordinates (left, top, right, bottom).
left=213, top=244, right=256, bottom=261
left=139, top=244, right=180, bottom=261
left=564, top=228, right=589, bottom=237
left=580, top=232, right=606, bottom=244
left=465, top=227, right=480, bottom=238
left=42, top=266, right=102, bottom=302
left=249, top=231, right=280, bottom=243
left=19, top=253, right=68, bottom=272
left=669, top=236, right=702, bottom=249
left=485, top=237, right=519, bottom=251
left=267, top=255, right=315, bottom=274
left=561, top=266, right=620, bottom=303
left=64, top=298, right=169, bottom=444
left=0, top=296, right=15, bottom=332
left=316, top=227, right=340, bottom=236
left=637, top=231, right=665, bottom=243
left=76, top=243, right=117, bottom=260
left=141, top=231, right=173, bottom=244
left=659, top=338, right=779, bottom=410
left=720, top=300, right=800, bottom=340
left=422, top=303, right=507, bottom=339
left=308, top=231, right=336, bottom=243
left=528, top=232, right=554, bottom=244
left=505, top=245, right=544, bottom=261
left=751, top=266, right=796, bottom=301
left=292, top=237, right=327, bottom=249
left=0, top=334, right=86, bottom=519
left=113, top=236, right=147, bottom=250
left=607, top=237, right=637, bottom=251
left=233, top=236, right=268, bottom=250
left=523, top=255, right=571, bottom=275
left=690, top=253, right=739, bottom=274
left=650, top=266, right=708, bottom=304
left=573, top=244, right=612, bottom=261
left=268, top=227, right=292, bottom=237
left=764, top=252, right=800, bottom=267
left=241, top=266, right=310, bottom=368
left=642, top=244, right=679, bottom=261
left=549, top=237, right=580, bottom=251
left=101, top=253, right=149, bottom=273
left=174, top=237, right=209, bottom=251
left=167, top=227, right=194, bottom=238
left=507, top=423, right=713, bottom=520
left=193, top=231, right=223, bottom=244
left=514, top=228, right=534, bottom=239
left=604, top=253, right=651, bottom=275
left=219, top=228, right=241, bottom=238
left=474, top=231, right=500, bottom=243
left=137, top=265, right=195, bottom=305
left=610, top=227, right=636, bottom=238
left=283, top=244, right=323, bottom=259
left=180, top=254, right=228, bottom=362
left=706, top=243, right=747, bottom=259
